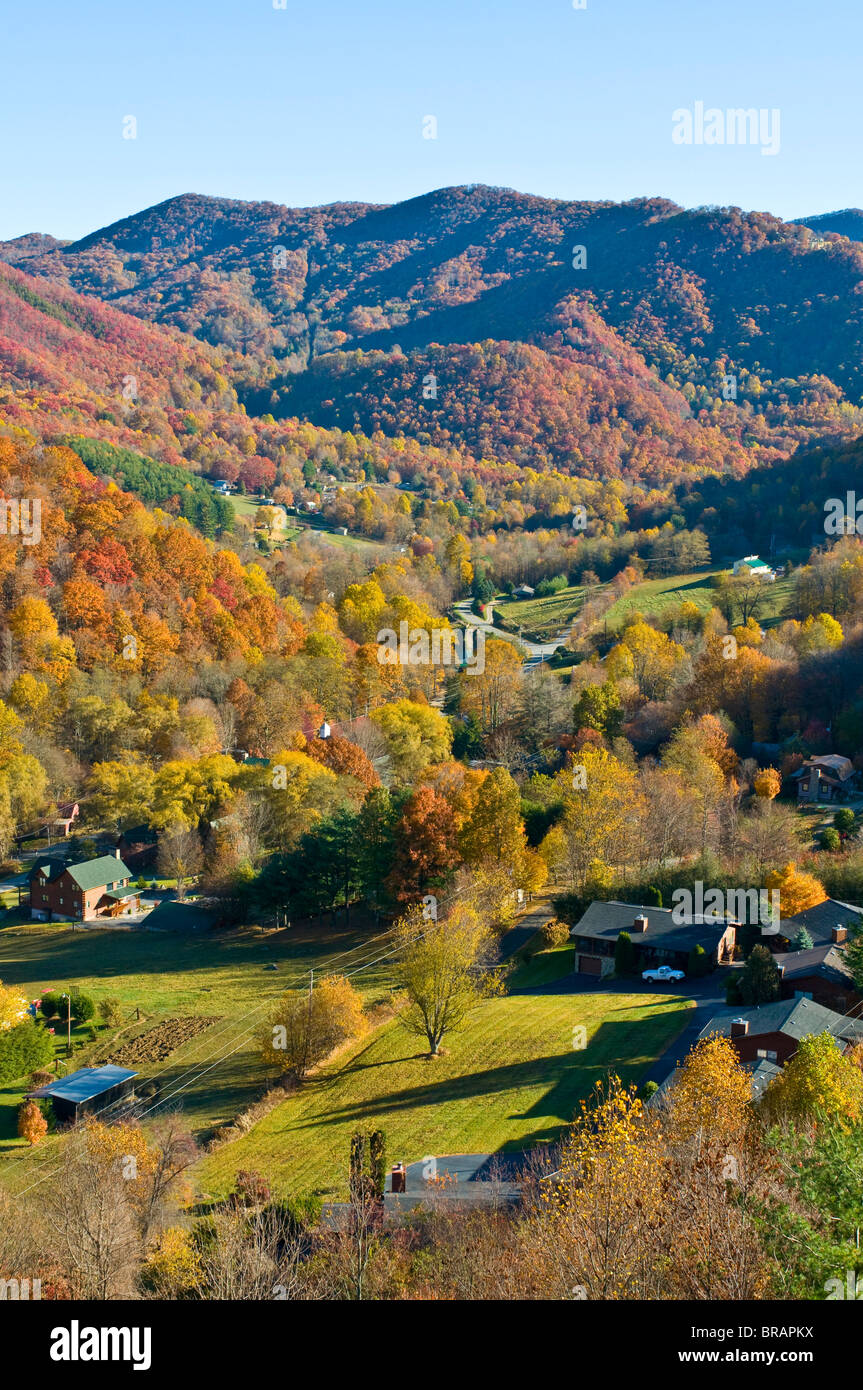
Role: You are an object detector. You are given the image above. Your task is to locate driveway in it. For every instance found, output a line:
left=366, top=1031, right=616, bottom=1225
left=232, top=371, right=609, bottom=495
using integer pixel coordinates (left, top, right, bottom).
left=497, top=903, right=553, bottom=961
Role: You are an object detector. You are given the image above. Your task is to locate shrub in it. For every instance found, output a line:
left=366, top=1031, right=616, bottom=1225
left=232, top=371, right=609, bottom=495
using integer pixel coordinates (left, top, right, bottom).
left=0, top=1021, right=54, bottom=1084
left=17, top=1099, right=48, bottom=1146
left=70, top=993, right=95, bottom=1024
left=29, top=1069, right=55, bottom=1087
left=539, top=918, right=571, bottom=948
left=98, top=997, right=124, bottom=1028
left=641, top=1080, right=659, bottom=1100
left=615, top=930, right=637, bottom=976
left=835, top=808, right=856, bottom=834
left=644, top=885, right=663, bottom=907
left=233, top=1169, right=271, bottom=1207
left=687, top=944, right=710, bottom=978
left=820, top=828, right=841, bottom=852
left=39, top=991, right=66, bottom=1020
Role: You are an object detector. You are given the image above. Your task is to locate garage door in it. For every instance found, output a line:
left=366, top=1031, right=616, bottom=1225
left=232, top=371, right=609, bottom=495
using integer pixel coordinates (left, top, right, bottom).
left=578, top=954, right=602, bottom=976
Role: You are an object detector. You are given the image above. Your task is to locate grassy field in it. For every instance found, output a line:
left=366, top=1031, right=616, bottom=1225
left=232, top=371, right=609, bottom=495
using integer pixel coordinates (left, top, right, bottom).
left=0, top=914, right=690, bottom=1202
left=0, top=915, right=395, bottom=1186
left=196, top=970, right=690, bottom=1202
left=497, top=567, right=795, bottom=643
left=605, top=569, right=795, bottom=633
left=496, top=585, right=586, bottom=640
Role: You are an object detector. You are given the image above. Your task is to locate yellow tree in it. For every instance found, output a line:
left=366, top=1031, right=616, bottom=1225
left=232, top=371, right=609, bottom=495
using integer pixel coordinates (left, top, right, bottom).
left=395, top=902, right=500, bottom=1055
left=764, top=862, right=826, bottom=918
left=459, top=766, right=526, bottom=866
left=370, top=700, right=452, bottom=781
left=545, top=746, right=641, bottom=893
left=764, top=1032, right=863, bottom=1126
left=670, top=1034, right=752, bottom=1145
left=753, top=767, right=781, bottom=800
left=261, top=974, right=366, bottom=1081
left=18, top=1100, right=48, bottom=1146
left=0, top=980, right=29, bottom=1031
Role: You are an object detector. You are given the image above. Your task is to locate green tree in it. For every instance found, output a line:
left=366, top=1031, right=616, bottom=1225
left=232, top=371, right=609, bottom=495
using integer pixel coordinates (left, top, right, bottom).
left=738, top=944, right=782, bottom=1006
left=615, top=930, right=637, bottom=976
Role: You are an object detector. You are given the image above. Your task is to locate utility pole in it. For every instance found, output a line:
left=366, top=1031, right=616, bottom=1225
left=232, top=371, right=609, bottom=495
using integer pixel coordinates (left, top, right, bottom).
left=65, top=992, right=71, bottom=1054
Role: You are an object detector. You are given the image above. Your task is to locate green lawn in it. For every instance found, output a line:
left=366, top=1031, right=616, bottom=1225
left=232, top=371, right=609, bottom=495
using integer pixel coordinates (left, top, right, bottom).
left=496, top=585, right=586, bottom=640
left=196, top=982, right=690, bottom=1202
left=605, top=568, right=795, bottom=633
left=495, top=567, right=795, bottom=644
left=0, top=917, right=395, bottom=1185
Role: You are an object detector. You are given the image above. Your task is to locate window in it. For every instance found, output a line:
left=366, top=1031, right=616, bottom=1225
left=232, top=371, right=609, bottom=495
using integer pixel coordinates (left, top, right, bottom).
left=757, top=1048, right=778, bottom=1061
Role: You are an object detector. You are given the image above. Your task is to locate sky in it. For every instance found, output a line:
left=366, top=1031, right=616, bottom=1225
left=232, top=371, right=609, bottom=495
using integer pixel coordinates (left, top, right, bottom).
left=3, top=0, right=861, bottom=241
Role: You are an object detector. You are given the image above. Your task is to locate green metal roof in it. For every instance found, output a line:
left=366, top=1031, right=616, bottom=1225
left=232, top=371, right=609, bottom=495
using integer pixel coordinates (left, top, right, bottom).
left=65, top=855, right=132, bottom=891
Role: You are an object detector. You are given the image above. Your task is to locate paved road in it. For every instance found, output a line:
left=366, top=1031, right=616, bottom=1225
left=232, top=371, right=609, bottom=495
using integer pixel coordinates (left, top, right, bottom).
left=452, top=600, right=565, bottom=665
left=497, top=903, right=553, bottom=961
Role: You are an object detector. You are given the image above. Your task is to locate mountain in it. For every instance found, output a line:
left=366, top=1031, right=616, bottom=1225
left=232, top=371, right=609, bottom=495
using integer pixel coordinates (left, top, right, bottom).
left=7, top=185, right=863, bottom=484
left=792, top=209, right=863, bottom=243
left=0, top=232, right=70, bottom=264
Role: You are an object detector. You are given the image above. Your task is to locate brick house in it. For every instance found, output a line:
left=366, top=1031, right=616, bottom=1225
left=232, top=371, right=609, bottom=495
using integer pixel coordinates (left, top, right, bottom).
left=774, top=937, right=859, bottom=1012
left=698, top=996, right=863, bottom=1067
left=570, top=901, right=737, bottom=979
left=29, top=852, right=140, bottom=923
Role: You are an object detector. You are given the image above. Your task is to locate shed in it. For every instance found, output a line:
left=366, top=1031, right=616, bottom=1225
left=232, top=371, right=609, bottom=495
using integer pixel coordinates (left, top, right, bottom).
left=27, top=1065, right=138, bottom=1123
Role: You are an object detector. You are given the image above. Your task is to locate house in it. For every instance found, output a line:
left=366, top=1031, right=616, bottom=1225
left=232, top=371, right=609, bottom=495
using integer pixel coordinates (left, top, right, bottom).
left=27, top=1065, right=137, bottom=1124
left=42, top=801, right=79, bottom=838
left=116, top=824, right=158, bottom=870
left=29, top=852, right=140, bottom=923
left=698, top=996, right=863, bottom=1067
left=569, top=901, right=737, bottom=979
left=778, top=899, right=863, bottom=949
left=792, top=754, right=858, bottom=802
left=773, top=940, right=859, bottom=1011
left=732, top=555, right=775, bottom=580
left=513, top=584, right=535, bottom=599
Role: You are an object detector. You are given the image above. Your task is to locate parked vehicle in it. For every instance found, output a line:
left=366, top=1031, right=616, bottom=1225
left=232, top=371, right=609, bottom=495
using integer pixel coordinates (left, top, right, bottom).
left=642, top=965, right=685, bottom=983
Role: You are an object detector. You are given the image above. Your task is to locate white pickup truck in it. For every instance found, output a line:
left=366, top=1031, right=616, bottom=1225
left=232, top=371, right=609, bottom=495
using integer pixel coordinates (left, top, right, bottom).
left=642, top=965, right=685, bottom=983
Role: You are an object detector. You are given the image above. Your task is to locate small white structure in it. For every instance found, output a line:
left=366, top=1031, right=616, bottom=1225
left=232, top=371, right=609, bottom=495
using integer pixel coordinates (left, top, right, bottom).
left=732, top=555, right=775, bottom=580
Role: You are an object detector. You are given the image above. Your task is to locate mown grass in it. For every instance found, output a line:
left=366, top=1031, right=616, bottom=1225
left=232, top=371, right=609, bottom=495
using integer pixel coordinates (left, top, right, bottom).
left=0, top=917, right=394, bottom=1178
left=195, top=986, right=690, bottom=1202
left=496, top=585, right=586, bottom=639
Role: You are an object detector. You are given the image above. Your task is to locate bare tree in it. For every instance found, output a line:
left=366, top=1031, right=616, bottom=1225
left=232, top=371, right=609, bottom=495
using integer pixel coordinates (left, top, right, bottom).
left=157, top=824, right=204, bottom=901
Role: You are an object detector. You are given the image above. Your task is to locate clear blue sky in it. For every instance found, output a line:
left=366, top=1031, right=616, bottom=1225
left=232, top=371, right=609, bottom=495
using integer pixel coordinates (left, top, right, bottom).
left=3, top=0, right=860, bottom=240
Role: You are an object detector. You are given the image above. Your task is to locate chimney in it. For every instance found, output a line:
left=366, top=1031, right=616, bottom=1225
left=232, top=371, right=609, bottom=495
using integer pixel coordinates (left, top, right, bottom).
left=833, top=925, right=848, bottom=945
left=115, top=848, right=122, bottom=859
left=730, top=1018, right=749, bottom=1038
left=632, top=914, right=648, bottom=933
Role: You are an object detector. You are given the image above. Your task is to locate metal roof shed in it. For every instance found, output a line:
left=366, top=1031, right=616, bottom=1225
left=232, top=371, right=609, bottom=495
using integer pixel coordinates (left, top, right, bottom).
left=27, top=1065, right=138, bottom=1123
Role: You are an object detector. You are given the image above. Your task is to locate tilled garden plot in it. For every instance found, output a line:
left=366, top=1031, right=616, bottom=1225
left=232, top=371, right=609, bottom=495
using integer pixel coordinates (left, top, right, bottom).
left=108, top=1016, right=222, bottom=1066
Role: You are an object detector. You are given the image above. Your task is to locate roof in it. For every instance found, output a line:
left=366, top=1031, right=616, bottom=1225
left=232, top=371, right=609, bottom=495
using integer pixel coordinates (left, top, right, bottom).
left=28, top=1065, right=137, bottom=1103
left=735, top=556, right=772, bottom=570
left=742, top=1058, right=783, bottom=1098
left=31, top=854, right=132, bottom=891
left=774, top=943, right=855, bottom=988
left=780, top=898, right=863, bottom=946
left=572, top=900, right=734, bottom=953
left=118, top=825, right=157, bottom=844
left=699, top=996, right=863, bottom=1046
left=144, top=900, right=219, bottom=932
left=104, top=887, right=140, bottom=902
